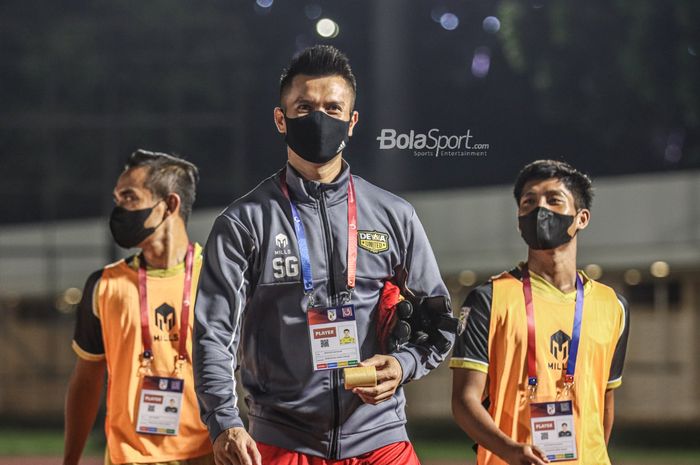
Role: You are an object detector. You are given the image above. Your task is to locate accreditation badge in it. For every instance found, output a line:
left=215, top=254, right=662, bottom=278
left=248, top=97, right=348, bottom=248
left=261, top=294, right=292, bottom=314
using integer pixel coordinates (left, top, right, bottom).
left=135, top=375, right=184, bottom=435
left=307, top=304, right=361, bottom=371
left=529, top=400, right=577, bottom=462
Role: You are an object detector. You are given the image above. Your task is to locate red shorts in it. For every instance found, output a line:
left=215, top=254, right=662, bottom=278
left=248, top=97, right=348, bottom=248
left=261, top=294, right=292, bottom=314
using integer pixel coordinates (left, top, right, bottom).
left=256, top=441, right=421, bottom=465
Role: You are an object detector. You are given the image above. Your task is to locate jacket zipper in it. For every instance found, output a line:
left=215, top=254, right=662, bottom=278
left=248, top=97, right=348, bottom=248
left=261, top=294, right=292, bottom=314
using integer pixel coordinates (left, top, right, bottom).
left=318, top=190, right=338, bottom=302
left=318, top=191, right=341, bottom=459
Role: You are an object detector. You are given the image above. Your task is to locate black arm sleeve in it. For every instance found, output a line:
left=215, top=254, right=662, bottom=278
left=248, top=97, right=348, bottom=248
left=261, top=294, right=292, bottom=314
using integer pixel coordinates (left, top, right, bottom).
left=72, top=269, right=105, bottom=358
left=608, top=292, right=630, bottom=386
left=450, top=282, right=493, bottom=370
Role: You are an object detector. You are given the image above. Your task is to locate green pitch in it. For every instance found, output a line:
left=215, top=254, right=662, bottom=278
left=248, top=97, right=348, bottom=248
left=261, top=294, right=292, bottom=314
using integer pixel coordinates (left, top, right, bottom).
left=0, top=429, right=698, bottom=464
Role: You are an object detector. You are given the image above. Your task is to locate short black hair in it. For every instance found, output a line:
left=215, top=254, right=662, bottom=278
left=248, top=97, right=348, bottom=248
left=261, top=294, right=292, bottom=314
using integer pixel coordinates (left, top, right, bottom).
left=513, top=159, right=593, bottom=210
left=279, top=45, right=357, bottom=107
left=125, top=149, right=199, bottom=223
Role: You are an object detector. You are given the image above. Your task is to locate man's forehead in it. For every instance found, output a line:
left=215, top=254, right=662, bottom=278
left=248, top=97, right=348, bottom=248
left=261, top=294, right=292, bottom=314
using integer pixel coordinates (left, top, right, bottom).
left=286, top=74, right=352, bottom=102
left=522, top=177, right=572, bottom=196
left=115, top=166, right=149, bottom=191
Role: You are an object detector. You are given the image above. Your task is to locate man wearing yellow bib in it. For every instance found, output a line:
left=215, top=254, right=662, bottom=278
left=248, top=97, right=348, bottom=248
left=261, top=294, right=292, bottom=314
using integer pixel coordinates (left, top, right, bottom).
left=451, top=160, right=629, bottom=465
left=63, top=150, right=213, bottom=465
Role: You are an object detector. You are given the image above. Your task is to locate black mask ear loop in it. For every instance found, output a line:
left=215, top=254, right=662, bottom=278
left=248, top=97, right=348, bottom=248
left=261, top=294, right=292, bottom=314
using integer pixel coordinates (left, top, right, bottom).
left=136, top=199, right=168, bottom=268
left=151, top=199, right=169, bottom=231
left=570, top=208, right=583, bottom=239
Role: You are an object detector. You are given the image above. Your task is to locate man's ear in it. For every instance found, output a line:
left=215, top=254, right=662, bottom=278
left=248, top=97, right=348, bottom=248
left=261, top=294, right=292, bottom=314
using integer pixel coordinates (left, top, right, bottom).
left=348, top=110, right=359, bottom=137
left=274, top=107, right=286, bottom=134
left=165, top=193, right=182, bottom=219
left=576, top=208, right=591, bottom=231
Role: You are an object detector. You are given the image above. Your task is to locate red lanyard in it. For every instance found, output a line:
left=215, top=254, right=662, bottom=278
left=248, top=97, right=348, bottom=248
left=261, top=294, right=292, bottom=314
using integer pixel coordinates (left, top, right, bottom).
left=138, top=243, right=195, bottom=364
left=522, top=267, right=538, bottom=388
left=347, top=175, right=358, bottom=289
left=279, top=171, right=358, bottom=293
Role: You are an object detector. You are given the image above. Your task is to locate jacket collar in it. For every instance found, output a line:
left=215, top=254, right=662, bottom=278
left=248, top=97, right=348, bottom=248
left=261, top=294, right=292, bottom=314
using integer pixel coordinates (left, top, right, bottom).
left=282, top=160, right=351, bottom=206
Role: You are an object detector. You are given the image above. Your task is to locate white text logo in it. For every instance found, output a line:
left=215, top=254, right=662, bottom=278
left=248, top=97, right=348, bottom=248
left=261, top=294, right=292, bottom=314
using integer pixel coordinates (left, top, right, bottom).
left=272, top=256, right=299, bottom=279
left=376, top=128, right=489, bottom=158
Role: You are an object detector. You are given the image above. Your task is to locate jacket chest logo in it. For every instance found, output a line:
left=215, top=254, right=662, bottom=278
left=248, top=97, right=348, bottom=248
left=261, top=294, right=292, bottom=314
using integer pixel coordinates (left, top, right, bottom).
left=271, top=232, right=299, bottom=279
left=275, top=233, right=289, bottom=249
left=358, top=230, right=390, bottom=254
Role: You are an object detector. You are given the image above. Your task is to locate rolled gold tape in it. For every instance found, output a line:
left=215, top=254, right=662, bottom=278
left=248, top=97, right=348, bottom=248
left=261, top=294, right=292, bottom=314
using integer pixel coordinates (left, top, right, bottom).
left=343, top=366, right=377, bottom=389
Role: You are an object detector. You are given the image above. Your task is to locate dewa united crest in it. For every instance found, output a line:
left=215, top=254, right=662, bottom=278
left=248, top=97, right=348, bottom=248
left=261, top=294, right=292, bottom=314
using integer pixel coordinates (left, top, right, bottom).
left=358, top=230, right=389, bottom=253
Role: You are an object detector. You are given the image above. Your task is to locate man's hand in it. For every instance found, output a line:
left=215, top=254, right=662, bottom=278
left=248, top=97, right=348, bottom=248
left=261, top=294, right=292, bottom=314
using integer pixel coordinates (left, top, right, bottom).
left=502, top=443, right=549, bottom=465
left=352, top=354, right=403, bottom=405
left=212, top=427, right=261, bottom=465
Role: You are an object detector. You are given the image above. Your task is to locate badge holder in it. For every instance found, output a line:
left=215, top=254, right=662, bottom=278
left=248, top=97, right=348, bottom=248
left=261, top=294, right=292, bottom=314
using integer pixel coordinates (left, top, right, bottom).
left=306, top=301, right=361, bottom=371
left=529, top=393, right=577, bottom=462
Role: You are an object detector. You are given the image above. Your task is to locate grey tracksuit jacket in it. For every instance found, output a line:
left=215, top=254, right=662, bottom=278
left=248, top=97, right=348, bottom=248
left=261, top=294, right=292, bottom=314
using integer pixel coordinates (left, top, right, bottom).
left=193, top=162, right=453, bottom=459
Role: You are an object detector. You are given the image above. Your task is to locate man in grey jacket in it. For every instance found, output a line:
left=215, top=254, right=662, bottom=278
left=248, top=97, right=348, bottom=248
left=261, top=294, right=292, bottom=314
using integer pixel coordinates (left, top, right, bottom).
left=193, top=45, right=455, bottom=465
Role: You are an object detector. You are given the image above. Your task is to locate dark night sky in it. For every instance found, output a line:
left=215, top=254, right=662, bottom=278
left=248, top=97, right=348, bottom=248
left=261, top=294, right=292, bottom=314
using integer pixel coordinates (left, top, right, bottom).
left=1, top=0, right=698, bottom=224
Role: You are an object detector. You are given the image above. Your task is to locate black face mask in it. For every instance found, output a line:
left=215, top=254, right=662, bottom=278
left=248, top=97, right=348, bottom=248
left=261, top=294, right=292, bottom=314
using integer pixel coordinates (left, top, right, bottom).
left=284, top=111, right=350, bottom=164
left=518, top=206, right=576, bottom=250
left=109, top=202, right=164, bottom=249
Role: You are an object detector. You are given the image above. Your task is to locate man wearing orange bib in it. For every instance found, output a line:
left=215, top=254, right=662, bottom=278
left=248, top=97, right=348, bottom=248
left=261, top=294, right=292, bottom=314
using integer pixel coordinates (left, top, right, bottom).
left=451, top=160, right=630, bottom=465
left=64, top=150, right=213, bottom=465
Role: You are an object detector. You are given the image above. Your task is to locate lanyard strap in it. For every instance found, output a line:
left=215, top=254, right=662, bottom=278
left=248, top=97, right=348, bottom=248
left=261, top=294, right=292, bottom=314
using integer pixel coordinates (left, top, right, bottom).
left=279, top=170, right=357, bottom=295
left=522, top=265, right=584, bottom=387
left=138, top=243, right=195, bottom=362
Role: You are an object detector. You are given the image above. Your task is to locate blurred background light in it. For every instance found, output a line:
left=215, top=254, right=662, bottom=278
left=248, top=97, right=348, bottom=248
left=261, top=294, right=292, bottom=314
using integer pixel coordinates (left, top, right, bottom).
left=664, top=129, right=684, bottom=164
left=650, top=261, right=670, bottom=278
left=483, top=16, right=501, bottom=33
left=55, top=287, right=82, bottom=313
left=584, top=263, right=603, bottom=280
left=624, top=269, right=642, bottom=286
left=439, top=13, right=459, bottom=31
left=316, top=18, right=339, bottom=38
left=458, top=270, right=477, bottom=287
left=471, top=46, right=491, bottom=78
left=64, top=287, right=82, bottom=305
